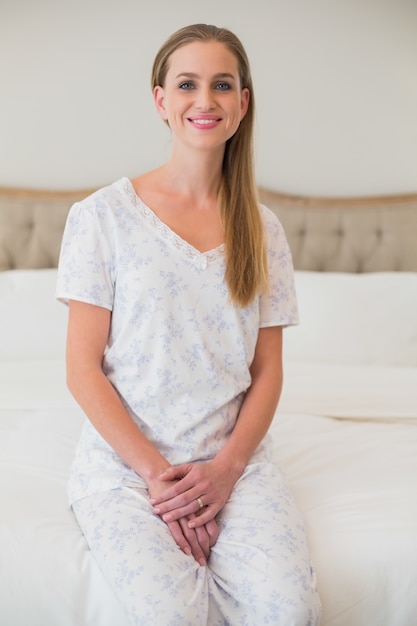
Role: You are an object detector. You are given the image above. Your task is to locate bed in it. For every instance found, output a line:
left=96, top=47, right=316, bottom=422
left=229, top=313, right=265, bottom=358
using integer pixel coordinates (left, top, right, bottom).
left=1, top=184, right=417, bottom=626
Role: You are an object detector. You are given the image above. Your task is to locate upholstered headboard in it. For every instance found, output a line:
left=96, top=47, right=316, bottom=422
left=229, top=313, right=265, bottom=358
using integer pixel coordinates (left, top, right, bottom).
left=259, top=187, right=417, bottom=272
left=1, top=185, right=416, bottom=272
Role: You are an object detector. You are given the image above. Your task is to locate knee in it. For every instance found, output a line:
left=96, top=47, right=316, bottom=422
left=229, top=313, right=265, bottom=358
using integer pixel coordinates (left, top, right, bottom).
left=261, top=591, right=321, bottom=626
left=282, top=589, right=322, bottom=626
left=253, top=575, right=322, bottom=626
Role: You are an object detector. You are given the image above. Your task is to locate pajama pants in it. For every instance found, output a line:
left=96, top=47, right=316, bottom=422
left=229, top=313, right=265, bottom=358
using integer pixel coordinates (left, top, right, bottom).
left=72, top=460, right=321, bottom=626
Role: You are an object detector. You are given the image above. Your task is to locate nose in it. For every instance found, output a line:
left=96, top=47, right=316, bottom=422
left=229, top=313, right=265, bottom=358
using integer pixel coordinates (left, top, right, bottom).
left=195, top=85, right=215, bottom=110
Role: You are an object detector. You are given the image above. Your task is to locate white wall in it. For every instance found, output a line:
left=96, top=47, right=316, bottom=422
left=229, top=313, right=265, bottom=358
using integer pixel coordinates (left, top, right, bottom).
left=1, top=0, right=416, bottom=195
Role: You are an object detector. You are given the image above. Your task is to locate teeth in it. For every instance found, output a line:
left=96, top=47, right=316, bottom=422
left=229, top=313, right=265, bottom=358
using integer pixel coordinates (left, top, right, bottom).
left=193, top=119, right=217, bottom=124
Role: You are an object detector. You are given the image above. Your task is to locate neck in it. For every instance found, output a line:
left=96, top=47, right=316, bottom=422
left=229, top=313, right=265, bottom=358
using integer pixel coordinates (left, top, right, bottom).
left=163, top=144, right=224, bottom=200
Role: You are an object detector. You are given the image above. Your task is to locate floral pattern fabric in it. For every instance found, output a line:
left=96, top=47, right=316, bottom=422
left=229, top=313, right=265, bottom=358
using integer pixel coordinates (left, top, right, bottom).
left=57, top=178, right=320, bottom=624
left=56, top=177, right=299, bottom=504
left=73, top=459, right=321, bottom=626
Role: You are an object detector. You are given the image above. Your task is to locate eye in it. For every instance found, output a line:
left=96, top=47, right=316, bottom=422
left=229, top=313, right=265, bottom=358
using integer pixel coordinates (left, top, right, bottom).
left=178, top=81, right=195, bottom=90
left=215, top=82, right=232, bottom=91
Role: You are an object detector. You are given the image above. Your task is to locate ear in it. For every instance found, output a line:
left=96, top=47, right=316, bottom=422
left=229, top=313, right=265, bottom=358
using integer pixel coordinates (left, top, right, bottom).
left=154, top=85, right=168, bottom=121
left=240, top=88, right=250, bottom=121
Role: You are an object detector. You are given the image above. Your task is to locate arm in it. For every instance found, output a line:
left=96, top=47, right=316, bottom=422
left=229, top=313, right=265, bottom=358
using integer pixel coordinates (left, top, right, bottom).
left=216, top=324, right=283, bottom=475
left=152, top=325, right=284, bottom=526
left=66, top=299, right=218, bottom=562
left=66, top=300, right=171, bottom=480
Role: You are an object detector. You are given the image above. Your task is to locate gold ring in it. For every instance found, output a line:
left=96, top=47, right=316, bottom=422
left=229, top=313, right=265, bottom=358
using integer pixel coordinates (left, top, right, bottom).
left=197, top=497, right=204, bottom=510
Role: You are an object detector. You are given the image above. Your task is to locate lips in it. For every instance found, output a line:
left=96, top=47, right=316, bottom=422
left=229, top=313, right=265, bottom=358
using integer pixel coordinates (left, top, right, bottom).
left=188, top=116, right=222, bottom=129
left=191, top=118, right=219, bottom=125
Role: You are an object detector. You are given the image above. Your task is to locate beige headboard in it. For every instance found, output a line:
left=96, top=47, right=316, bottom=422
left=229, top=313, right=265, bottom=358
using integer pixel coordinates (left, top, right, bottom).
left=1, top=185, right=417, bottom=272
left=0, top=187, right=94, bottom=271
left=259, top=187, right=417, bottom=272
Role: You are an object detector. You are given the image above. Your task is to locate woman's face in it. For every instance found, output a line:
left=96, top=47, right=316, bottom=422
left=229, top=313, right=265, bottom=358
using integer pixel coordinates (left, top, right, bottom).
left=154, top=40, right=249, bottom=152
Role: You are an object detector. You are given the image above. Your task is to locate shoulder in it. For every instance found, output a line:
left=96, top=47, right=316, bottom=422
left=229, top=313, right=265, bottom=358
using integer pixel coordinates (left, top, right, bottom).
left=66, top=178, right=140, bottom=235
left=258, top=202, right=294, bottom=268
left=73, top=178, right=133, bottom=214
left=258, top=203, right=286, bottom=239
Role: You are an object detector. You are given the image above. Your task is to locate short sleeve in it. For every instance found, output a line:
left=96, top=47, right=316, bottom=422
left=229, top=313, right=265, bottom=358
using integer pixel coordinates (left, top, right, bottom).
left=259, top=205, right=299, bottom=327
left=56, top=195, right=115, bottom=310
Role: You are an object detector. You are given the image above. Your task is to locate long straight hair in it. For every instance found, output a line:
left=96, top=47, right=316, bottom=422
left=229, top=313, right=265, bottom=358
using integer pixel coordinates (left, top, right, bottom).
left=151, top=24, right=269, bottom=307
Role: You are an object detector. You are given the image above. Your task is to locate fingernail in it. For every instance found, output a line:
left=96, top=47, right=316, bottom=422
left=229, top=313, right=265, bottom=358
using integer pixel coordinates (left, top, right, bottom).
left=184, top=547, right=191, bottom=556
left=163, top=514, right=172, bottom=522
left=199, top=559, right=206, bottom=566
left=153, top=507, right=160, bottom=514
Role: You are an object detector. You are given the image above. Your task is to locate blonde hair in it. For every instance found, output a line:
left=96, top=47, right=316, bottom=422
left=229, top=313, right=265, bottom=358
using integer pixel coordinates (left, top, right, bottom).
left=151, top=24, right=268, bottom=307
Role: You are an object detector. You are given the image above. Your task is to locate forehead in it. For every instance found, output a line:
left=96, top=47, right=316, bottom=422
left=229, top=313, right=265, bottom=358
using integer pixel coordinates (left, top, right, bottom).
left=166, top=40, right=239, bottom=78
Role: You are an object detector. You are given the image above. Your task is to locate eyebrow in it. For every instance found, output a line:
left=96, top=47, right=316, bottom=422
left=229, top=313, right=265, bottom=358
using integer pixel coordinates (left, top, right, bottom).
left=175, top=72, right=237, bottom=80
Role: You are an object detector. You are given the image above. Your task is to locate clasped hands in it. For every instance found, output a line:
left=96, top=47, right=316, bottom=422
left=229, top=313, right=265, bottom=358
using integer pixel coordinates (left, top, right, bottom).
left=149, top=459, right=235, bottom=566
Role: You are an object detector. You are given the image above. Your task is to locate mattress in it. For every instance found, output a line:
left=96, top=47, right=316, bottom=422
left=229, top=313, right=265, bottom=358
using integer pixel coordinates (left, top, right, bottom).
left=1, top=268, right=417, bottom=625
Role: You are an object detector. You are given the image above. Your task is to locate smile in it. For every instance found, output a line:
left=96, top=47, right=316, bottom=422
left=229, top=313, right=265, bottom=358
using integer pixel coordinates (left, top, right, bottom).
left=192, top=119, right=219, bottom=125
left=188, top=117, right=222, bottom=130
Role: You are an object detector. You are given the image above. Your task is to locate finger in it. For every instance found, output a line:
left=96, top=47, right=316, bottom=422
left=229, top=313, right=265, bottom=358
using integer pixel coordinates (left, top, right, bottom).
left=166, top=520, right=192, bottom=557
left=159, top=495, right=206, bottom=522
left=187, top=506, right=217, bottom=529
left=155, top=464, right=208, bottom=502
left=150, top=479, right=196, bottom=507
left=153, top=483, right=204, bottom=514
left=159, top=465, right=188, bottom=480
left=179, top=518, right=206, bottom=566
left=194, top=524, right=210, bottom=559
left=205, top=519, right=220, bottom=548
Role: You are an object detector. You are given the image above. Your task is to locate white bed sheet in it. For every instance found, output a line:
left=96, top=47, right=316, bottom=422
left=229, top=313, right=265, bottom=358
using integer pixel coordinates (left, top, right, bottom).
left=280, top=361, right=417, bottom=421
left=273, top=362, right=417, bottom=626
left=1, top=358, right=417, bottom=625
left=0, top=360, right=127, bottom=626
left=271, top=418, right=417, bottom=625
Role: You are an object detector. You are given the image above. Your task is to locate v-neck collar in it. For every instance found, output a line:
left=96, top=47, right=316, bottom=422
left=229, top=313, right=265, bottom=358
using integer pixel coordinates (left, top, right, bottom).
left=121, top=177, right=224, bottom=263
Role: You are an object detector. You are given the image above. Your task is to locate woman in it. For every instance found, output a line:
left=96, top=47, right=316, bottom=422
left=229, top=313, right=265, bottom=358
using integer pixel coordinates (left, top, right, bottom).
left=57, top=23, right=321, bottom=626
